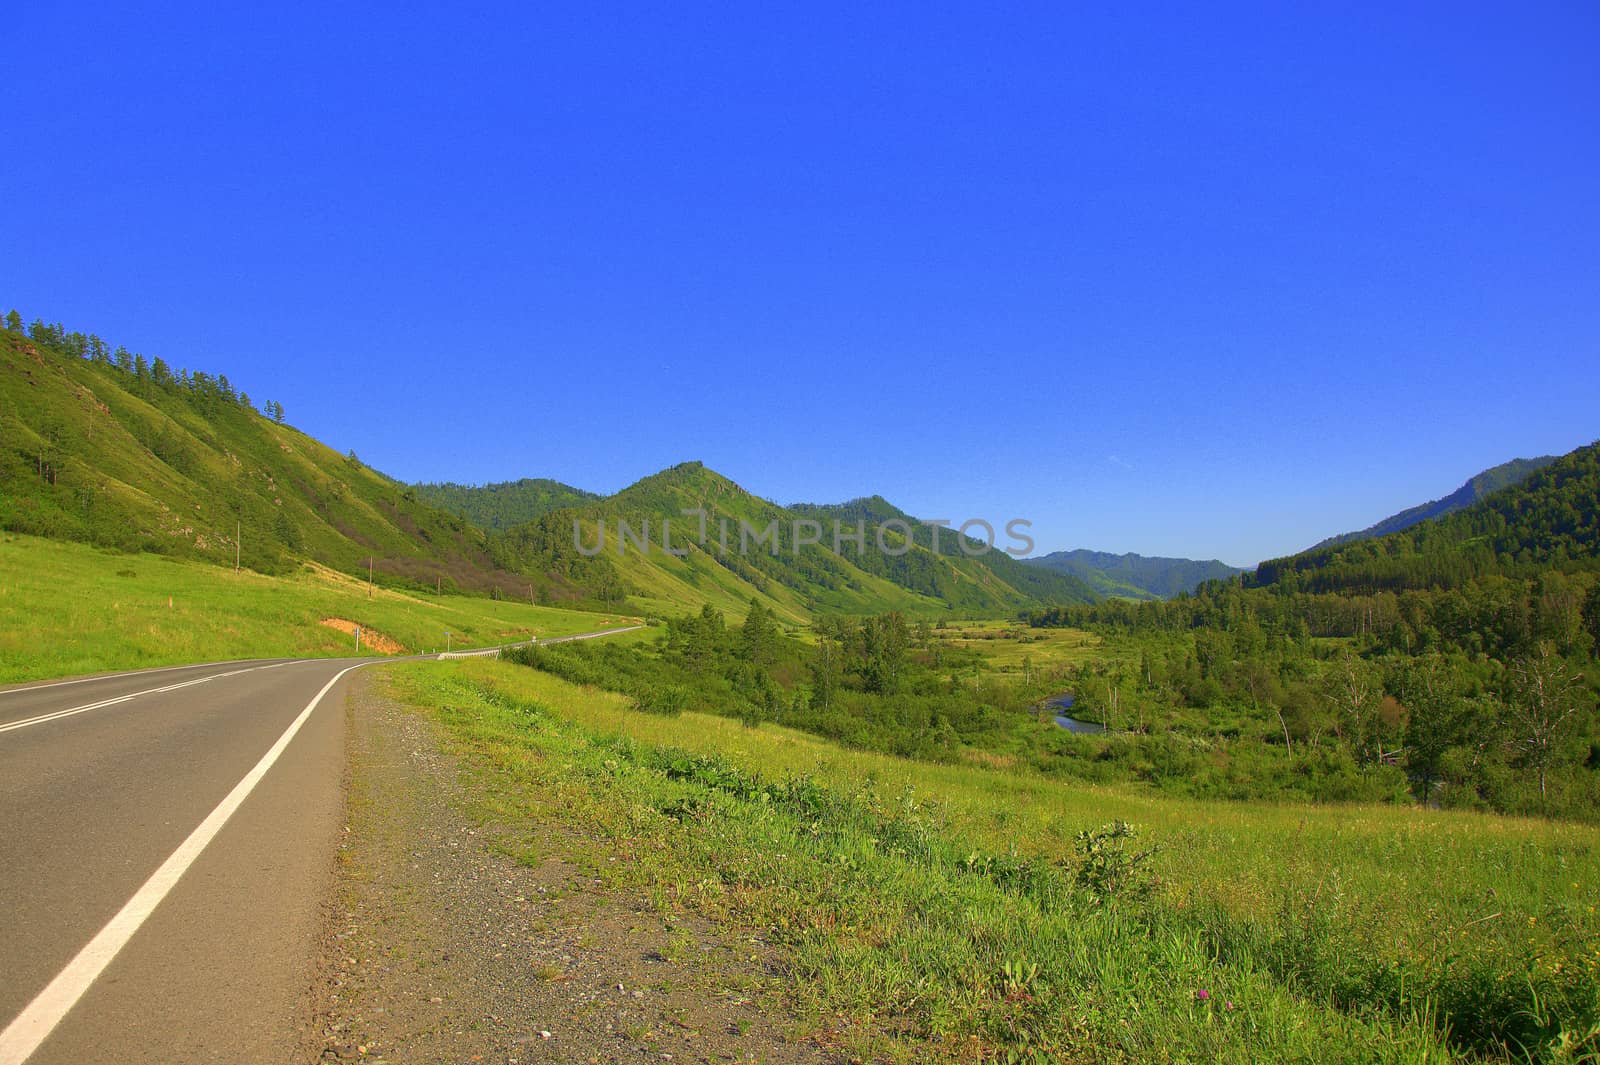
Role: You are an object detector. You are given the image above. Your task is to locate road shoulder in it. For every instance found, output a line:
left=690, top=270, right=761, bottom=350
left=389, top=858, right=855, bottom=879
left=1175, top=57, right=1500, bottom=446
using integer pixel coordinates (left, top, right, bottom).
left=311, top=670, right=838, bottom=1064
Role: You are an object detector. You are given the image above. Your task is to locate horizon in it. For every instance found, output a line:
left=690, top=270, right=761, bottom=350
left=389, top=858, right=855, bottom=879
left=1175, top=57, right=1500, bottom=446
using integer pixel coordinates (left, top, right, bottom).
left=5, top=3, right=1597, bottom=567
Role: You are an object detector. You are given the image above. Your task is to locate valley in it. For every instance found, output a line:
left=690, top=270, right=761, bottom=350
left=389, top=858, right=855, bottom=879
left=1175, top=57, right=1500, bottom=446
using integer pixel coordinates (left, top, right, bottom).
left=3, top=312, right=1597, bottom=1062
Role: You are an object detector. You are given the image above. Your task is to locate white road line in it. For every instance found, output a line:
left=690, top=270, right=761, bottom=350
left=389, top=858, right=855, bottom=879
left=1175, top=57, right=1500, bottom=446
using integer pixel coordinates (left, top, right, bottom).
left=0, top=662, right=366, bottom=1065
left=0, top=662, right=250, bottom=699
left=0, top=662, right=297, bottom=735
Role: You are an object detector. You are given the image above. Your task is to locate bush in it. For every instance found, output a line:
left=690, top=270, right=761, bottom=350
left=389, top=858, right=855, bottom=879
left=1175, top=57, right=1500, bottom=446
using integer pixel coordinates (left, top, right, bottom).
left=1069, top=821, right=1156, bottom=906
left=632, top=683, right=689, bottom=716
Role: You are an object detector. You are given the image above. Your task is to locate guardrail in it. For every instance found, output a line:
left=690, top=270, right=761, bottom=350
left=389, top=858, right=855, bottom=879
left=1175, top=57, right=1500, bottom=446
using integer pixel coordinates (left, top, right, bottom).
left=434, top=625, right=643, bottom=661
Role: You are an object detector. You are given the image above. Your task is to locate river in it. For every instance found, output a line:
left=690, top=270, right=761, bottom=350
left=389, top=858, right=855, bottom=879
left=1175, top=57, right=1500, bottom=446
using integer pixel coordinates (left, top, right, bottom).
left=1045, top=693, right=1107, bottom=734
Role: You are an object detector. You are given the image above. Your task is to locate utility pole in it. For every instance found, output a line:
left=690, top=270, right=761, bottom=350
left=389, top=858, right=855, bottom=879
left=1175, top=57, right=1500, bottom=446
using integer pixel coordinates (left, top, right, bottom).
left=355, top=626, right=361, bottom=653
left=445, top=631, right=451, bottom=653
left=235, top=520, right=241, bottom=574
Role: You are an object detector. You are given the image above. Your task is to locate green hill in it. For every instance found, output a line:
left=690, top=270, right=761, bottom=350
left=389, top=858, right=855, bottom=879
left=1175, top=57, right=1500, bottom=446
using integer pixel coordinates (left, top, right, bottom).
left=413, top=477, right=599, bottom=530
left=2, top=315, right=1093, bottom=622
left=491, top=464, right=1097, bottom=622
left=789, top=495, right=1096, bottom=608
left=1022, top=549, right=1243, bottom=599
left=1249, top=440, right=1600, bottom=594
left=0, top=321, right=599, bottom=603
left=1306, top=456, right=1557, bottom=552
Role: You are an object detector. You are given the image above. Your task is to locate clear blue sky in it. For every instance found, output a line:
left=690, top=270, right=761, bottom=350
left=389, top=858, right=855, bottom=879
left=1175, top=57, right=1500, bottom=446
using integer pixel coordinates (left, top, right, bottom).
left=4, top=3, right=1597, bottom=566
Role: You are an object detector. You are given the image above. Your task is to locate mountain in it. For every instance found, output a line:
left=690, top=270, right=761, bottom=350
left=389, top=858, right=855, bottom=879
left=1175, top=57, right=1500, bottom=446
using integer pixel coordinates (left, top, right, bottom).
left=1249, top=441, right=1600, bottom=594
left=1307, top=456, right=1557, bottom=552
left=491, top=464, right=1097, bottom=623
left=2, top=315, right=1094, bottom=621
left=1023, top=550, right=1244, bottom=599
left=0, top=322, right=598, bottom=602
left=789, top=495, right=1098, bottom=608
left=414, top=477, right=599, bottom=531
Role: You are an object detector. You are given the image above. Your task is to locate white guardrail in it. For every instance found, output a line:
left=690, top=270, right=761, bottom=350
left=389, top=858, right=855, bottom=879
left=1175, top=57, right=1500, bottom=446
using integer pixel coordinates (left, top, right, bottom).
left=435, top=626, right=643, bottom=661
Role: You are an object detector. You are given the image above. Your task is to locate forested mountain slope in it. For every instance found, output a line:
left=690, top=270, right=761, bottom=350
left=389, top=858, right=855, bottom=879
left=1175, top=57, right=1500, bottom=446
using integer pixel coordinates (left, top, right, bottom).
left=2, top=314, right=1095, bottom=620
left=0, top=320, right=595, bottom=601
left=1248, top=441, right=1600, bottom=594
left=413, top=477, right=598, bottom=530
left=491, top=465, right=1096, bottom=623
left=1307, top=456, right=1557, bottom=553
left=788, top=495, right=1097, bottom=608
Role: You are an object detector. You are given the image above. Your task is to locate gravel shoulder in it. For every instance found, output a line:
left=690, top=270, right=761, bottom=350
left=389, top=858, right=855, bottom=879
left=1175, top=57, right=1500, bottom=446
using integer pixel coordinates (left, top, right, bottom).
left=310, top=673, right=843, bottom=1065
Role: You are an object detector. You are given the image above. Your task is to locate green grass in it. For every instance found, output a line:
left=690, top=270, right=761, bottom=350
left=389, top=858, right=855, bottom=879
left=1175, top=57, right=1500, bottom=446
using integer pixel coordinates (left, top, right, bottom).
left=928, top=620, right=1113, bottom=672
left=0, top=532, right=637, bottom=682
left=383, top=657, right=1600, bottom=1063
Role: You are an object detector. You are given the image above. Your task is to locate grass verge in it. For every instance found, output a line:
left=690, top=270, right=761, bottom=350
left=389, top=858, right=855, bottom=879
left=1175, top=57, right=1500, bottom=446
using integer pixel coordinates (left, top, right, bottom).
left=384, top=658, right=1600, bottom=1063
left=0, top=533, right=636, bottom=682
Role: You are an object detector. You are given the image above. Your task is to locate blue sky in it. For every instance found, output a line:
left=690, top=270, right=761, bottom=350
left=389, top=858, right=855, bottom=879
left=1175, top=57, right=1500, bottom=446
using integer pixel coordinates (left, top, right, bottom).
left=4, top=3, right=1597, bottom=566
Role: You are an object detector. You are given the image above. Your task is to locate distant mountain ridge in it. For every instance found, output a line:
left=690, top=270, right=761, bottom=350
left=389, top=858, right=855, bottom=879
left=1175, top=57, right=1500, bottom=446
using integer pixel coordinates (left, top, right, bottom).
left=1023, top=549, right=1243, bottom=599
left=1307, top=456, right=1557, bottom=552
left=1249, top=441, right=1600, bottom=594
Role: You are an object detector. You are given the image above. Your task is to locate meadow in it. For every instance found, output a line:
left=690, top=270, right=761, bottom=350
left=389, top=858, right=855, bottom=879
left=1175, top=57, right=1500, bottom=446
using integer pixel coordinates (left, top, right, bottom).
left=925, top=619, right=1113, bottom=673
left=387, top=656, right=1600, bottom=1063
left=0, top=532, right=636, bottom=682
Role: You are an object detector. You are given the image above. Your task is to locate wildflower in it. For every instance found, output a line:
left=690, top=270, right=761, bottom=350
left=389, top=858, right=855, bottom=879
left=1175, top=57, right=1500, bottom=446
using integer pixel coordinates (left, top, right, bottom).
left=1225, top=1001, right=1235, bottom=1011
left=1195, top=989, right=1210, bottom=1002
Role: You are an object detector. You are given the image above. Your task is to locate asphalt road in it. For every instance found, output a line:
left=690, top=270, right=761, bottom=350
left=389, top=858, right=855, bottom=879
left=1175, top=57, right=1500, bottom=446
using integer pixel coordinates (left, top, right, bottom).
left=0, top=628, right=640, bottom=1065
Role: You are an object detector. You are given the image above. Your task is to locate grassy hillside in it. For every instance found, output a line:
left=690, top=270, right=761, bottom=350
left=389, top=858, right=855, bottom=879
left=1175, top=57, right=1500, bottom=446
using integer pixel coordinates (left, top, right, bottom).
left=413, top=476, right=599, bottom=530
left=493, top=463, right=1097, bottom=623
left=791, top=495, right=1097, bottom=608
left=2, top=320, right=1093, bottom=625
left=1023, top=548, right=1243, bottom=599
left=0, top=324, right=604, bottom=604
left=0, top=532, right=636, bottom=683
left=1308, top=455, right=1558, bottom=552
left=391, top=656, right=1600, bottom=1062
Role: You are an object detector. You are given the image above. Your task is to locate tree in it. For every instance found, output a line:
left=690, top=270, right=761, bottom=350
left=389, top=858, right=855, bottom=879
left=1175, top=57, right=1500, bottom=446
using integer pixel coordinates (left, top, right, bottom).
left=1582, top=582, right=1600, bottom=658
left=809, top=629, right=841, bottom=712
left=1393, top=654, right=1476, bottom=800
left=1322, top=653, right=1387, bottom=764
left=1502, top=641, right=1588, bottom=802
left=3, top=310, right=21, bottom=332
left=739, top=600, right=777, bottom=666
left=858, top=612, right=909, bottom=695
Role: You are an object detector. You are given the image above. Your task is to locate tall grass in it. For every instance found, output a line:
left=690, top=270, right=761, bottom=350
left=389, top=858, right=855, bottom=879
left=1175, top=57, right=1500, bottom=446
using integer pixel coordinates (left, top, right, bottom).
left=388, top=658, right=1600, bottom=1062
left=0, top=533, right=636, bottom=682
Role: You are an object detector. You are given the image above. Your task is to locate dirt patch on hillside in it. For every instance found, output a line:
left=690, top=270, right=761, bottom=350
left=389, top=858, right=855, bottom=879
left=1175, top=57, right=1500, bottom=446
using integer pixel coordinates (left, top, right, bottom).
left=319, top=618, right=405, bottom=655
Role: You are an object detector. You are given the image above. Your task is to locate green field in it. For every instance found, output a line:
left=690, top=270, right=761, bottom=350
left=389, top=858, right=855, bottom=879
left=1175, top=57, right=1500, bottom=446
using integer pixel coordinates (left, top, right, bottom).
left=927, top=619, right=1112, bottom=672
left=0, top=533, right=637, bottom=683
left=385, top=656, right=1600, bottom=1063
